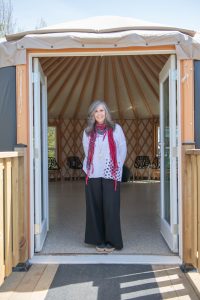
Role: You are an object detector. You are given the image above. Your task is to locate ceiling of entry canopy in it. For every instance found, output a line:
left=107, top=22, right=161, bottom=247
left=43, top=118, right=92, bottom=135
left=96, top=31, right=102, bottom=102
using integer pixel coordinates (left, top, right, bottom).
left=40, top=54, right=169, bottom=120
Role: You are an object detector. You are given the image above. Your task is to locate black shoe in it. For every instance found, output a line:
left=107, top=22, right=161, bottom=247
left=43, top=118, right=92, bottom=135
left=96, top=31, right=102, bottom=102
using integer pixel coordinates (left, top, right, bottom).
left=105, top=243, right=115, bottom=253
left=96, top=243, right=106, bottom=252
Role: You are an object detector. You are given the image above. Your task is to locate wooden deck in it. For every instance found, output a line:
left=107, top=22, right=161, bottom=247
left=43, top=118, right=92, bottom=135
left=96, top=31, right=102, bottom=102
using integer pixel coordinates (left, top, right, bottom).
left=0, top=264, right=200, bottom=300
left=0, top=264, right=58, bottom=300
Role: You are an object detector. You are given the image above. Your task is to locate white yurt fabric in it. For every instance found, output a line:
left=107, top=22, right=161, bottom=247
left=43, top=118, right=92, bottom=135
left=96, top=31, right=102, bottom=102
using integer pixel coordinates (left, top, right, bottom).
left=6, top=16, right=196, bottom=39
left=0, top=16, right=200, bottom=68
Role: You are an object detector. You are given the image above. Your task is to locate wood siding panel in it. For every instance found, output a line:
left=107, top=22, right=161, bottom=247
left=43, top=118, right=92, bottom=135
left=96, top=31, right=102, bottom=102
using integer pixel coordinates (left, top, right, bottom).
left=16, top=65, right=28, bottom=145
left=181, top=60, right=194, bottom=143
left=184, top=150, right=200, bottom=270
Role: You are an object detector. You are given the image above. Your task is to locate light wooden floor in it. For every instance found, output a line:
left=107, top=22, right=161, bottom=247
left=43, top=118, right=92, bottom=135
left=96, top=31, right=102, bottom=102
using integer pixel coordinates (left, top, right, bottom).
left=39, top=180, right=172, bottom=255
left=0, top=264, right=58, bottom=300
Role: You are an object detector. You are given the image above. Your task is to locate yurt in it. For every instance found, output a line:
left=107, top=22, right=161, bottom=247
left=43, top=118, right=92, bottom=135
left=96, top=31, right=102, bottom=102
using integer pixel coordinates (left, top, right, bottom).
left=1, top=16, right=200, bottom=281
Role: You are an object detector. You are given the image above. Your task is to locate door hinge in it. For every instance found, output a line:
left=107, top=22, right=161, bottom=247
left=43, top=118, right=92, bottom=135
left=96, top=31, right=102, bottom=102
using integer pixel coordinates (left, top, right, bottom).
left=34, top=223, right=41, bottom=235
left=173, top=224, right=179, bottom=235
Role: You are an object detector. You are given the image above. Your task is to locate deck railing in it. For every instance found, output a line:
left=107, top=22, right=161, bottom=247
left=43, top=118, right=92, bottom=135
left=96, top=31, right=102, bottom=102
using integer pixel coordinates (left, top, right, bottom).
left=184, top=149, right=200, bottom=270
left=0, top=149, right=28, bottom=286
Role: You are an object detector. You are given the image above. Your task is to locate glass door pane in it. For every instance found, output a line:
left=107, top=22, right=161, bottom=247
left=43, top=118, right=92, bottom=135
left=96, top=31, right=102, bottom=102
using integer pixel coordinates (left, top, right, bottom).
left=159, top=55, right=178, bottom=253
left=34, top=58, right=48, bottom=252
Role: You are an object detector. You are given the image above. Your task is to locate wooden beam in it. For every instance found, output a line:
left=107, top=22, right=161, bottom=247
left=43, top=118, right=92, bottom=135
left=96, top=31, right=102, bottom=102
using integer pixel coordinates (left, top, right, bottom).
left=48, top=57, right=83, bottom=112
left=42, top=57, right=64, bottom=74
left=126, top=56, right=154, bottom=117
left=110, top=57, right=123, bottom=120
left=104, top=56, right=109, bottom=104
left=12, top=157, right=20, bottom=267
left=156, top=54, right=168, bottom=64
left=48, top=57, right=74, bottom=92
left=132, top=56, right=159, bottom=100
left=4, top=159, right=12, bottom=277
left=180, top=60, right=194, bottom=143
left=59, top=57, right=89, bottom=118
left=39, top=57, right=52, bottom=71
left=90, top=57, right=102, bottom=105
left=41, top=58, right=56, bottom=73
left=27, top=45, right=175, bottom=54
left=72, top=57, right=96, bottom=119
left=198, top=155, right=200, bottom=270
left=139, top=56, right=158, bottom=78
left=0, top=159, right=5, bottom=285
left=191, top=154, right=198, bottom=267
left=149, top=55, right=164, bottom=70
left=45, top=57, right=67, bottom=78
left=117, top=57, right=138, bottom=119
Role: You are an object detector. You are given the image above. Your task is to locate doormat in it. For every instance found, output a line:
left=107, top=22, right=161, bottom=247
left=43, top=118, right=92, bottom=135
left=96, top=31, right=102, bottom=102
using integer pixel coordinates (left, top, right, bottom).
left=45, top=264, right=198, bottom=300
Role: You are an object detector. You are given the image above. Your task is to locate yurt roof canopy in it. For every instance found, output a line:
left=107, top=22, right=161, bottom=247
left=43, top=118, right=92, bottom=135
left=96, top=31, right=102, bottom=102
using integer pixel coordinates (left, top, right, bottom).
left=6, top=16, right=196, bottom=40
left=0, top=16, right=200, bottom=68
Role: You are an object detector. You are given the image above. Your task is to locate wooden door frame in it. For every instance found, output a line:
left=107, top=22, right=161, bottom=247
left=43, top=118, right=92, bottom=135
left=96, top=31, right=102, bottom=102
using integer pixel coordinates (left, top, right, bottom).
left=24, top=48, right=185, bottom=261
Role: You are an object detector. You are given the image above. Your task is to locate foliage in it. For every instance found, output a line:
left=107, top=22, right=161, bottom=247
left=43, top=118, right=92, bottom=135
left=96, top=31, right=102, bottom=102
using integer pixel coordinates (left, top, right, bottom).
left=48, top=127, right=56, bottom=158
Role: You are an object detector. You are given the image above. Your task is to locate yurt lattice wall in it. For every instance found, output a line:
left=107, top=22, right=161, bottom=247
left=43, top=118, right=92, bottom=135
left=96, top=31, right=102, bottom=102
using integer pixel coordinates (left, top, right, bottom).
left=49, top=118, right=159, bottom=179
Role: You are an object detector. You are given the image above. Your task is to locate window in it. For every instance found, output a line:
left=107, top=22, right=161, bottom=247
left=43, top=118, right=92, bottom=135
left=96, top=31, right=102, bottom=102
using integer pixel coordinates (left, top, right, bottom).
left=48, top=126, right=57, bottom=158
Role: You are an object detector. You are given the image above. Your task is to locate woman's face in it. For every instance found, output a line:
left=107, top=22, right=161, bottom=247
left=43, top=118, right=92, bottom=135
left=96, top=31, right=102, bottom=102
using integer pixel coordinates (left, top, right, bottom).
left=94, top=105, right=106, bottom=124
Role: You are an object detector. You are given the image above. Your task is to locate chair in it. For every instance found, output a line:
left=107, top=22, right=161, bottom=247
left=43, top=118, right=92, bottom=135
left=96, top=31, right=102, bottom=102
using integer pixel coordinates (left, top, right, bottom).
left=48, top=157, right=61, bottom=181
left=134, top=155, right=151, bottom=180
left=122, top=165, right=133, bottom=182
left=66, top=156, right=83, bottom=180
left=150, top=156, right=160, bottom=180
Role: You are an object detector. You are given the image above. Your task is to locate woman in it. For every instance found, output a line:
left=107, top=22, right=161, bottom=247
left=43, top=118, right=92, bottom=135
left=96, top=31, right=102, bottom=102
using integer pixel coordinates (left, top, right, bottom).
left=82, top=100, right=127, bottom=253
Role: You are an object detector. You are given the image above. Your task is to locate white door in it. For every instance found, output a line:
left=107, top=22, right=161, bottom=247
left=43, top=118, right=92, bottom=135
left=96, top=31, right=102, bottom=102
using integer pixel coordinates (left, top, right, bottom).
left=159, top=55, right=178, bottom=253
left=33, top=58, right=49, bottom=252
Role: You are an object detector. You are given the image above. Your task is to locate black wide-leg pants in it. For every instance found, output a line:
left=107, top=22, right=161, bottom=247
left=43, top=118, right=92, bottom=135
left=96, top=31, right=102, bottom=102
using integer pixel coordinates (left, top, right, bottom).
left=85, top=178, right=123, bottom=249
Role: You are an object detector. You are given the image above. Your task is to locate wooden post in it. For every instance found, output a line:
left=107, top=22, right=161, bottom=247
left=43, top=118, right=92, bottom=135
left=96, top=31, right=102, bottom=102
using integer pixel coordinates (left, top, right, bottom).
left=14, top=148, right=28, bottom=263
left=4, top=158, right=12, bottom=277
left=180, top=59, right=195, bottom=266
left=0, top=159, right=5, bottom=285
left=191, top=155, right=198, bottom=267
left=197, top=155, right=200, bottom=270
left=12, top=157, right=20, bottom=266
left=184, top=150, right=200, bottom=269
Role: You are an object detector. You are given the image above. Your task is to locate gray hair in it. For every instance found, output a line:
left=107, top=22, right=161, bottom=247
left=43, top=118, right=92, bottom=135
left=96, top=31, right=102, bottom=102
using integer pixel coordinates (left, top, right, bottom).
left=85, top=100, right=115, bottom=134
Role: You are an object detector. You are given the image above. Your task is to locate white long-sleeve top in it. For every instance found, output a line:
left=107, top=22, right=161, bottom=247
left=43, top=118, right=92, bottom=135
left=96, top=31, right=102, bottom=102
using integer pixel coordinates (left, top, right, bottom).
left=82, top=124, right=127, bottom=181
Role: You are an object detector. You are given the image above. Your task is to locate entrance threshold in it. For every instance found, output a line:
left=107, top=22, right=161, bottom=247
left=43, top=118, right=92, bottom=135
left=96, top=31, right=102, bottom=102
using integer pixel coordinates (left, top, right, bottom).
left=30, top=255, right=181, bottom=265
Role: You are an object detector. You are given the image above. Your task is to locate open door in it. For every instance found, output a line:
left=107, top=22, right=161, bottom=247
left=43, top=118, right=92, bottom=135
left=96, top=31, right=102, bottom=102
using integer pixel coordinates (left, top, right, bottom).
left=33, top=58, right=49, bottom=252
left=159, top=55, right=178, bottom=253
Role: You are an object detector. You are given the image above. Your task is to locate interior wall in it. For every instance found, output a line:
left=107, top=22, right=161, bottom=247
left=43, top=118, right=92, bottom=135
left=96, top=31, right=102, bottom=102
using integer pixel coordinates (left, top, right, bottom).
left=49, top=118, right=158, bottom=178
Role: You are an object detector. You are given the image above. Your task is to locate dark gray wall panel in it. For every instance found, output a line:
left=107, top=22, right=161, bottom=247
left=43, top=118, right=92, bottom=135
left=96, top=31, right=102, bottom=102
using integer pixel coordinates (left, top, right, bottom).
left=0, top=67, right=16, bottom=151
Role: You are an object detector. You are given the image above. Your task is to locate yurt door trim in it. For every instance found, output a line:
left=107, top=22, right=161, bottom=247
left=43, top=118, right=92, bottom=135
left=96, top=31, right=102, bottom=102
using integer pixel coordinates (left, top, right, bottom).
left=28, top=50, right=181, bottom=260
left=159, top=55, right=178, bottom=253
left=29, top=57, right=49, bottom=256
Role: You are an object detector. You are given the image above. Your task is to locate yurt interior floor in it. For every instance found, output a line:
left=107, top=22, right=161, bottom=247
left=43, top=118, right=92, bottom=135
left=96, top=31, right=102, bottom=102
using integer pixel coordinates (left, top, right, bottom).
left=37, top=180, right=173, bottom=256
